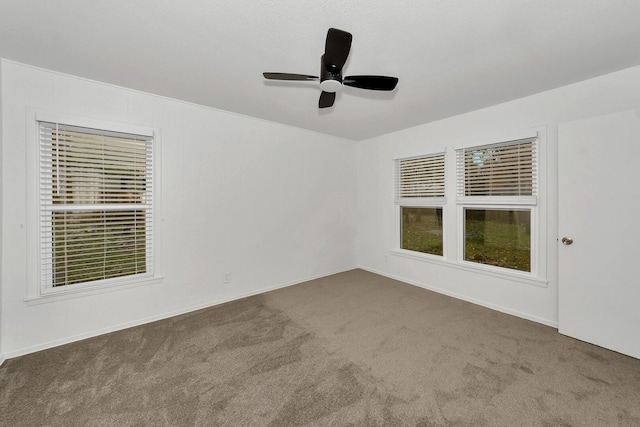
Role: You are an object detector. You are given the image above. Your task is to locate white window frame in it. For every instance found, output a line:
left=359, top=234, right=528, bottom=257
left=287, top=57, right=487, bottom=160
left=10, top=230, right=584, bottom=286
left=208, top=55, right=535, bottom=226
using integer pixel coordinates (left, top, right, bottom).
left=390, top=129, right=547, bottom=288
left=457, top=204, right=538, bottom=276
left=455, top=130, right=543, bottom=280
left=393, top=152, right=447, bottom=259
left=26, top=111, right=163, bottom=301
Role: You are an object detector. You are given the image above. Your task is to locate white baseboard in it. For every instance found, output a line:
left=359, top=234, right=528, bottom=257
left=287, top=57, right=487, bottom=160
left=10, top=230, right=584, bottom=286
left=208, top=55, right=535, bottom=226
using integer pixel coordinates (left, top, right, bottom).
left=358, top=265, right=559, bottom=328
left=4, top=264, right=556, bottom=360
left=4, top=267, right=356, bottom=360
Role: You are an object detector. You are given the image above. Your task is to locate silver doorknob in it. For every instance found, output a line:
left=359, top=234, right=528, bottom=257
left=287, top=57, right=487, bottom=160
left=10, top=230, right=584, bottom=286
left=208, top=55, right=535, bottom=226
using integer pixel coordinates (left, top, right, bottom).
left=561, top=237, right=573, bottom=245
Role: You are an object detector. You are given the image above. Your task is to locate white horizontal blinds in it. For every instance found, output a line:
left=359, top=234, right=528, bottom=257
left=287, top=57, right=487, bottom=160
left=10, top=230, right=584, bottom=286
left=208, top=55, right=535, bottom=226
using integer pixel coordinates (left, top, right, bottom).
left=457, top=137, right=537, bottom=197
left=396, top=153, right=445, bottom=199
left=44, top=211, right=148, bottom=287
left=41, top=123, right=149, bottom=204
left=39, top=122, right=153, bottom=288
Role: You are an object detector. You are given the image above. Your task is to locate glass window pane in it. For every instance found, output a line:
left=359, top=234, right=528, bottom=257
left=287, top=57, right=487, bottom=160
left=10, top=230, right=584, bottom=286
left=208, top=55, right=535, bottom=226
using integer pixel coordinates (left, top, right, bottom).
left=462, top=139, right=535, bottom=196
left=52, top=210, right=147, bottom=287
left=49, top=126, right=149, bottom=205
left=40, top=121, right=154, bottom=291
left=464, top=209, right=530, bottom=272
left=401, top=207, right=443, bottom=256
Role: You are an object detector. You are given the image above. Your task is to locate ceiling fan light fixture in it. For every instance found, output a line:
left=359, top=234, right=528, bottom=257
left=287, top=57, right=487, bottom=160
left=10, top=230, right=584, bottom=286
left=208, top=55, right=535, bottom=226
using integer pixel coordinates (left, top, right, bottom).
left=320, top=79, right=342, bottom=93
left=262, top=28, right=398, bottom=108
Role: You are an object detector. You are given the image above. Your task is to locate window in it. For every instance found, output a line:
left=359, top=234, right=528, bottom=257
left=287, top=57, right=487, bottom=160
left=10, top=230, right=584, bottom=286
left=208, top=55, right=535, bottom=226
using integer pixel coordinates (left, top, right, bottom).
left=456, top=136, right=537, bottom=273
left=395, top=153, right=445, bottom=256
left=464, top=209, right=531, bottom=271
left=38, top=121, right=154, bottom=292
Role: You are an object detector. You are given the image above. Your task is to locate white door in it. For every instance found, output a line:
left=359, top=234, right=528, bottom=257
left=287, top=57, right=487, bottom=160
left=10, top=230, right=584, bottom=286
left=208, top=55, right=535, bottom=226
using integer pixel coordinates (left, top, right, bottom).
left=558, top=108, right=640, bottom=359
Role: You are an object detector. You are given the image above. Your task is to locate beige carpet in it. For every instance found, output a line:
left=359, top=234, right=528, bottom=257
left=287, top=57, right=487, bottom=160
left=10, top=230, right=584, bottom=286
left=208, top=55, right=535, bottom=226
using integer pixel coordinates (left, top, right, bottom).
left=1, top=269, right=639, bottom=426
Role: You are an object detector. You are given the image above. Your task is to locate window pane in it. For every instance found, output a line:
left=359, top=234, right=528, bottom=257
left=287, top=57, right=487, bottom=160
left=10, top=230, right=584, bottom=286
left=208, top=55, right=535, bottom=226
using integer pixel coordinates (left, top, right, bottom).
left=401, top=207, right=443, bottom=256
left=464, top=209, right=530, bottom=272
left=459, top=138, right=536, bottom=197
left=51, top=210, right=147, bottom=286
left=397, top=154, right=445, bottom=198
left=50, top=127, right=148, bottom=204
left=39, top=121, right=154, bottom=291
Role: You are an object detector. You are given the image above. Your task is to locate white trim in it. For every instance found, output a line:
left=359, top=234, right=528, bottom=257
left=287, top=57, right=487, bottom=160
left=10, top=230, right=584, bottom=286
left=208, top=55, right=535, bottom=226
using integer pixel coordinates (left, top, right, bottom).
left=391, top=248, right=447, bottom=264
left=390, top=248, right=547, bottom=287
left=43, top=204, right=152, bottom=212
left=395, top=197, right=446, bottom=206
left=454, top=129, right=538, bottom=150
left=25, top=277, right=163, bottom=304
left=34, top=110, right=154, bottom=138
left=358, top=265, right=556, bottom=327
left=393, top=149, right=446, bottom=161
left=456, top=196, right=537, bottom=206
left=3, top=267, right=355, bottom=360
left=0, top=355, right=5, bottom=367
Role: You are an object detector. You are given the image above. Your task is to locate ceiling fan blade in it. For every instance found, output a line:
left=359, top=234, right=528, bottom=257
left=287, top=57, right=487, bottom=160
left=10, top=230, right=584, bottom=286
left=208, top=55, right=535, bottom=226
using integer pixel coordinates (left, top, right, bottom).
left=263, top=72, right=319, bottom=81
left=343, top=75, right=399, bottom=91
left=319, top=91, right=336, bottom=108
left=324, top=28, right=352, bottom=72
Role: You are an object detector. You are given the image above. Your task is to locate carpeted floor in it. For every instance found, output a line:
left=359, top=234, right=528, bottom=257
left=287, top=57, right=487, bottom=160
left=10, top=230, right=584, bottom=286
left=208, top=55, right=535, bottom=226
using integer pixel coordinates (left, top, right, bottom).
left=1, top=269, right=639, bottom=426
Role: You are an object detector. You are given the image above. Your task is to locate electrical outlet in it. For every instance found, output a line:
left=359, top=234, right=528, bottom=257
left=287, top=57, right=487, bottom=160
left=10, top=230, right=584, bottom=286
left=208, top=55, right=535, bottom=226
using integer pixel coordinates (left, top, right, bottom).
left=223, top=272, right=231, bottom=283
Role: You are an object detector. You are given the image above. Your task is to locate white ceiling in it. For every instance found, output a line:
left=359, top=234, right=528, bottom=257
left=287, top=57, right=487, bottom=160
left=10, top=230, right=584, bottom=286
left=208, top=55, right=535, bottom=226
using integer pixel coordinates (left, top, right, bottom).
left=2, top=0, right=640, bottom=140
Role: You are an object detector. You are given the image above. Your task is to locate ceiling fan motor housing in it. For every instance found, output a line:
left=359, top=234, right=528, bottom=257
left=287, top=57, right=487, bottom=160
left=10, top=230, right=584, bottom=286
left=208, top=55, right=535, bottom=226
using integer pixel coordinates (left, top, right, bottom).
left=320, top=56, right=343, bottom=93
left=263, top=29, right=398, bottom=107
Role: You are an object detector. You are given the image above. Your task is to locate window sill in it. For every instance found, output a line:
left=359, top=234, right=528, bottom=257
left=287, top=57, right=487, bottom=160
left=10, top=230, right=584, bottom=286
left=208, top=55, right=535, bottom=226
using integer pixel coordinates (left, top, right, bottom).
left=390, top=249, right=547, bottom=288
left=25, top=276, right=164, bottom=305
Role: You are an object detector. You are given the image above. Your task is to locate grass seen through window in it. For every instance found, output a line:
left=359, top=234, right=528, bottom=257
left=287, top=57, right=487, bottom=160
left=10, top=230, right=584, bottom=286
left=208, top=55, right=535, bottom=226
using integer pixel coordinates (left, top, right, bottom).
left=401, top=207, right=443, bottom=256
left=53, top=211, right=146, bottom=286
left=464, top=209, right=530, bottom=272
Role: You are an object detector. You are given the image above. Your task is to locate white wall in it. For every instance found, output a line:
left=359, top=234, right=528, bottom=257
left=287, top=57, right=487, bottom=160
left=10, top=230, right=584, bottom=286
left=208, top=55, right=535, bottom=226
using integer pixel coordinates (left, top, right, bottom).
left=5, top=59, right=640, bottom=359
left=0, top=60, right=357, bottom=357
left=356, top=65, right=640, bottom=326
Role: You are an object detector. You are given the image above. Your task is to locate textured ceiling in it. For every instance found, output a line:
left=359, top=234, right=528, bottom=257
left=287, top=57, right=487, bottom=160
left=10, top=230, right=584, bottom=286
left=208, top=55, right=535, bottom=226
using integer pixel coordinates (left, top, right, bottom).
left=2, top=0, right=640, bottom=140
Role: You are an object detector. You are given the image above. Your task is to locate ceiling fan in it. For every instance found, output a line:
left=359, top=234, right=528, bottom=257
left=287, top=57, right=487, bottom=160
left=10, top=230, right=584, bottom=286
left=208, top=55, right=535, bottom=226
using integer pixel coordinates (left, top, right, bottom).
left=263, top=28, right=399, bottom=108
